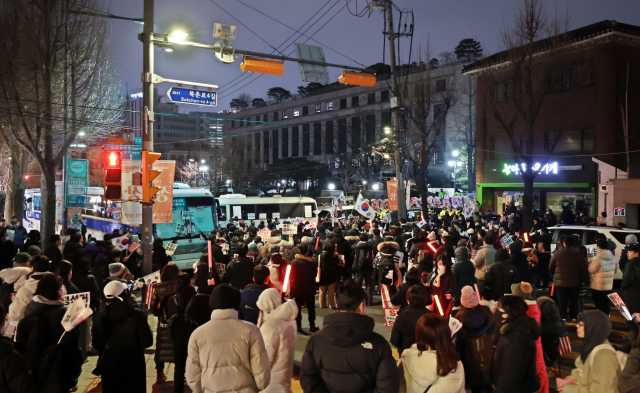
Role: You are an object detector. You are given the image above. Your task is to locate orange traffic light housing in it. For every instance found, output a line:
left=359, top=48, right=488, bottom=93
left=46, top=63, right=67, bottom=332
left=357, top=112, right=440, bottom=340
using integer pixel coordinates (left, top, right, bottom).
left=240, top=56, right=284, bottom=75
left=338, top=70, right=376, bottom=87
left=142, top=151, right=162, bottom=203
left=103, top=151, right=122, bottom=200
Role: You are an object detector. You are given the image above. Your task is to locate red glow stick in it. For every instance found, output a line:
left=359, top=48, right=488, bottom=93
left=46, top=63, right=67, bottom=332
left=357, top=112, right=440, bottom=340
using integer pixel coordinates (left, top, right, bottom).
left=551, top=283, right=555, bottom=296
left=474, top=283, right=480, bottom=299
left=427, top=242, right=438, bottom=253
left=523, top=232, right=529, bottom=242
left=434, top=295, right=444, bottom=316
left=208, top=240, right=212, bottom=269
left=282, top=265, right=292, bottom=293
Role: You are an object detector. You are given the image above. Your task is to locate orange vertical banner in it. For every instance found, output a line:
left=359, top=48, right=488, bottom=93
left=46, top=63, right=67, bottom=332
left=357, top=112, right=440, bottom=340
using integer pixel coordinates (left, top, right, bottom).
left=387, top=180, right=398, bottom=211
left=151, top=161, right=176, bottom=223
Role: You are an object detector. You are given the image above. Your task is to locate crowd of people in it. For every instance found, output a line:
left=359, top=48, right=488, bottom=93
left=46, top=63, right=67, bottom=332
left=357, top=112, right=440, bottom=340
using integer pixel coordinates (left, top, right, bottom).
left=0, top=202, right=639, bottom=393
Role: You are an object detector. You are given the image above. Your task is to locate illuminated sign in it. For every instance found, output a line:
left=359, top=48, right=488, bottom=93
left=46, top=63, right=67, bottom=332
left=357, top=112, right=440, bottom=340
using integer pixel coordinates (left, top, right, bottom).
left=502, top=162, right=558, bottom=176
left=130, top=92, right=143, bottom=99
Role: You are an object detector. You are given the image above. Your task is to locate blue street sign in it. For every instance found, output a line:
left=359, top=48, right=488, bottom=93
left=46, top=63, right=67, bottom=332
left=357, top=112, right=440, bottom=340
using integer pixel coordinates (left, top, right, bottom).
left=66, top=195, right=86, bottom=208
left=168, top=86, right=217, bottom=107
left=134, top=137, right=142, bottom=145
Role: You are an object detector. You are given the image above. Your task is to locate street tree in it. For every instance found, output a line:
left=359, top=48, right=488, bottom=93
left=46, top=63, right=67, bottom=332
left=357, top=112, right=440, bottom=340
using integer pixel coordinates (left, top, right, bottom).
left=297, top=82, right=324, bottom=97
left=451, top=71, right=477, bottom=190
left=454, top=39, right=483, bottom=62
left=474, top=0, right=571, bottom=230
left=0, top=0, right=123, bottom=248
left=251, top=98, right=266, bottom=108
left=267, top=87, right=292, bottom=103
left=230, top=97, right=249, bottom=111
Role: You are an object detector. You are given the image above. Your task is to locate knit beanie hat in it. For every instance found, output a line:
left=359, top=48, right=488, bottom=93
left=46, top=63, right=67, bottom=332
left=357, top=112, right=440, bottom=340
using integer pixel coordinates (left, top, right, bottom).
left=248, top=242, right=258, bottom=249
left=317, top=225, right=325, bottom=234
left=13, top=252, right=32, bottom=264
left=460, top=285, right=479, bottom=308
left=27, top=246, right=41, bottom=257
left=209, top=283, right=242, bottom=311
left=256, top=288, right=281, bottom=314
left=103, top=281, right=127, bottom=301
left=511, top=282, right=533, bottom=300
left=109, top=262, right=125, bottom=277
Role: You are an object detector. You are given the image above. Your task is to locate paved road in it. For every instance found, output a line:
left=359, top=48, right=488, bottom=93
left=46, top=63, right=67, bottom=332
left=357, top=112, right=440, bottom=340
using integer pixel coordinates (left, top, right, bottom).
left=78, top=289, right=630, bottom=393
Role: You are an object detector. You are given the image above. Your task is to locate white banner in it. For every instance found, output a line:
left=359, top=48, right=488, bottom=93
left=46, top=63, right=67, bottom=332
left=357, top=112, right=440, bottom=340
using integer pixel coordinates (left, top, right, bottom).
left=63, top=292, right=90, bottom=309
left=122, top=159, right=142, bottom=225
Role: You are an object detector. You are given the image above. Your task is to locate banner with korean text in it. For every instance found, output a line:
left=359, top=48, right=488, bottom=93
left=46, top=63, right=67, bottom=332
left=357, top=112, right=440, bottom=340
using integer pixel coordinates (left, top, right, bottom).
left=152, top=161, right=176, bottom=223
left=386, top=180, right=398, bottom=211
left=122, top=159, right=142, bottom=225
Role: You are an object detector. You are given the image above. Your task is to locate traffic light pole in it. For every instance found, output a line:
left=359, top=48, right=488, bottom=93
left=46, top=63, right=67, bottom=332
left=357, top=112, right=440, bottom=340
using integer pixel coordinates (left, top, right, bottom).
left=141, top=0, right=154, bottom=276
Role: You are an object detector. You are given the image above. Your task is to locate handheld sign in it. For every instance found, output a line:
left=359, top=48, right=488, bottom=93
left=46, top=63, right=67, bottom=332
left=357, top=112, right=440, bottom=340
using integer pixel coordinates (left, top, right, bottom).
left=165, top=243, right=178, bottom=257
left=62, top=292, right=90, bottom=309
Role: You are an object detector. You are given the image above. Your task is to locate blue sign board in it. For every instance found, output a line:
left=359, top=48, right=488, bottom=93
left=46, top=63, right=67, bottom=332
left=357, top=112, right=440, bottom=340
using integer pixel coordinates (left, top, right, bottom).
left=106, top=144, right=141, bottom=151
left=168, top=87, right=217, bottom=107
left=67, top=195, right=86, bottom=208
left=134, top=137, right=142, bottom=145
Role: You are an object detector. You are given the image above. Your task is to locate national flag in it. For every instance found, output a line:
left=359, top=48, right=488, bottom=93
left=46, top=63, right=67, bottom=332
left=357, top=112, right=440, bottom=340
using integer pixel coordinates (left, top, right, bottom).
left=111, top=234, right=130, bottom=251
left=106, top=202, right=121, bottom=214
left=355, top=193, right=375, bottom=219
left=558, top=333, right=572, bottom=356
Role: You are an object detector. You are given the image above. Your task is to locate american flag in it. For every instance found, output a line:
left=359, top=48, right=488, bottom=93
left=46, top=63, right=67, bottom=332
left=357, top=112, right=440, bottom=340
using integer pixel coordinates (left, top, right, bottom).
left=558, top=333, right=572, bottom=356
left=106, top=203, right=121, bottom=214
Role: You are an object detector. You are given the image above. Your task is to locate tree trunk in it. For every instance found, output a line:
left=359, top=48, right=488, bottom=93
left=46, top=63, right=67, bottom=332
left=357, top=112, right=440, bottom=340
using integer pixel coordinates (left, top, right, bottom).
left=394, top=147, right=406, bottom=219
left=418, top=157, right=429, bottom=219
left=8, top=145, right=26, bottom=221
left=522, top=172, right=535, bottom=233
left=40, top=163, right=57, bottom=251
left=467, top=143, right=476, bottom=193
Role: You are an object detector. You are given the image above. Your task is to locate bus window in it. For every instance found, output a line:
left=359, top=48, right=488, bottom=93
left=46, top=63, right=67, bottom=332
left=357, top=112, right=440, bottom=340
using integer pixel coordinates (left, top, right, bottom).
left=281, top=203, right=304, bottom=219
left=257, top=204, right=279, bottom=220
left=230, top=204, right=256, bottom=220
left=173, top=198, right=186, bottom=210
left=186, top=197, right=214, bottom=207
left=33, top=197, right=41, bottom=211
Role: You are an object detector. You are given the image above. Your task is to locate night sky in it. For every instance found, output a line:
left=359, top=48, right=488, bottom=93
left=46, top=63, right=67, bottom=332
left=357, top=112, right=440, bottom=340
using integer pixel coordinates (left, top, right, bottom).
left=107, top=0, right=640, bottom=112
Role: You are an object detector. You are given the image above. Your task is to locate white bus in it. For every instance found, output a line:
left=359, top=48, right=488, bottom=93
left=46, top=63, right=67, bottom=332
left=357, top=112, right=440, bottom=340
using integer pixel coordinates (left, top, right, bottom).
left=217, top=194, right=318, bottom=226
left=24, top=183, right=219, bottom=270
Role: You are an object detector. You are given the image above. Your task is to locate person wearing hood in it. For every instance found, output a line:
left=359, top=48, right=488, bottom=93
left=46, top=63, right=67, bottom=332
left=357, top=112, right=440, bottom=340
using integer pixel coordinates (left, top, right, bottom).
left=0, top=304, right=38, bottom=393
left=92, top=281, right=153, bottom=393
left=391, top=285, right=432, bottom=355
left=239, top=266, right=274, bottom=325
left=536, top=296, right=567, bottom=368
left=455, top=286, right=495, bottom=393
left=619, top=315, right=640, bottom=393
left=0, top=252, right=32, bottom=311
left=589, top=238, right=617, bottom=316
left=8, top=255, right=52, bottom=326
left=512, top=282, right=548, bottom=393
left=186, top=284, right=271, bottom=393
left=301, top=280, right=398, bottom=393
left=453, top=246, right=475, bottom=290
left=562, top=310, right=621, bottom=393
left=491, top=295, right=541, bottom=393
left=622, top=243, right=640, bottom=317
left=257, top=288, right=298, bottom=393
left=329, top=227, right=355, bottom=281
left=260, top=229, right=294, bottom=261
left=484, top=249, right=520, bottom=301
left=164, top=273, right=211, bottom=393
left=291, top=243, right=319, bottom=335
left=223, top=244, right=255, bottom=290
left=400, top=313, right=465, bottom=393
left=15, top=274, right=83, bottom=393
left=354, top=233, right=375, bottom=306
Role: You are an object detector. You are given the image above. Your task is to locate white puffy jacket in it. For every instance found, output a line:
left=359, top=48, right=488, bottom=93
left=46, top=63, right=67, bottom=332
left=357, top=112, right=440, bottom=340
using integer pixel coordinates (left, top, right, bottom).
left=260, top=236, right=293, bottom=260
left=589, top=249, right=618, bottom=291
left=259, top=299, right=298, bottom=393
left=400, top=344, right=465, bottom=393
left=187, top=309, right=271, bottom=393
left=8, top=272, right=51, bottom=324
left=0, top=266, right=31, bottom=286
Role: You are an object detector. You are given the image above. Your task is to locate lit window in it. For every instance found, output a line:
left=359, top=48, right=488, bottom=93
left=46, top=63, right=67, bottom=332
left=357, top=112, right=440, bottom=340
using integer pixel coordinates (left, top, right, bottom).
left=293, top=108, right=300, bottom=117
left=326, top=102, right=333, bottom=111
left=282, top=110, right=288, bottom=119
left=315, top=103, right=321, bottom=113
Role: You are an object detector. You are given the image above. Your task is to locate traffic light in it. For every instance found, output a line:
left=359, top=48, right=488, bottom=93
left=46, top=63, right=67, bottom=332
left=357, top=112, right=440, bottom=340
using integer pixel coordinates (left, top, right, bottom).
left=141, top=151, right=162, bottom=203
left=240, top=56, right=284, bottom=75
left=103, top=151, right=122, bottom=200
left=338, top=70, right=376, bottom=87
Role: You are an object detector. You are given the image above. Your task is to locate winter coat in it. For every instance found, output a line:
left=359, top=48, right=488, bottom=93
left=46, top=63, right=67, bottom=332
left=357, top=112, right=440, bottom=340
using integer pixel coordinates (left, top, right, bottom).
left=329, top=235, right=354, bottom=274
left=43, top=245, right=62, bottom=269
left=267, top=260, right=285, bottom=292
left=0, top=266, right=31, bottom=311
left=0, top=336, right=38, bottom=393
left=537, top=297, right=567, bottom=338
left=186, top=308, right=271, bottom=393
left=62, top=240, right=85, bottom=267
left=150, top=280, right=177, bottom=364
left=390, top=283, right=431, bottom=310
left=223, top=257, right=255, bottom=290
left=407, top=239, right=429, bottom=259
left=452, top=260, right=476, bottom=290
left=427, top=270, right=460, bottom=313
left=239, top=283, right=273, bottom=324
left=260, top=299, right=298, bottom=393
left=485, top=260, right=520, bottom=301
left=455, top=307, right=495, bottom=389
left=550, top=247, right=589, bottom=288
left=260, top=236, right=294, bottom=261
left=400, top=344, right=465, bottom=393
left=619, top=332, right=640, bottom=393
left=152, top=246, right=172, bottom=272
left=491, top=315, right=541, bottom=393
left=300, top=312, right=399, bottom=393
left=564, top=340, right=621, bottom=393
left=229, top=236, right=246, bottom=257
left=354, top=241, right=375, bottom=274
left=589, top=249, right=617, bottom=291
left=317, top=252, right=338, bottom=287
left=70, top=269, right=100, bottom=310
left=12, top=226, right=27, bottom=248
left=164, top=290, right=211, bottom=328
left=390, top=306, right=431, bottom=355
left=510, top=251, right=529, bottom=283
left=15, top=296, right=83, bottom=393
left=524, top=300, right=549, bottom=393
left=473, top=244, right=496, bottom=280
left=370, top=236, right=384, bottom=252
left=92, top=299, right=154, bottom=393
left=290, top=254, right=317, bottom=295
left=8, top=272, right=53, bottom=325
left=209, top=241, right=228, bottom=267
left=0, top=240, right=17, bottom=271
left=622, top=257, right=640, bottom=314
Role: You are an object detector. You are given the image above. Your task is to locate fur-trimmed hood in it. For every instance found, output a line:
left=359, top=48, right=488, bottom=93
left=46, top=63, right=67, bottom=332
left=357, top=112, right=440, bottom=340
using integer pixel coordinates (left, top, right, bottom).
left=377, top=241, right=399, bottom=252
left=344, top=235, right=360, bottom=242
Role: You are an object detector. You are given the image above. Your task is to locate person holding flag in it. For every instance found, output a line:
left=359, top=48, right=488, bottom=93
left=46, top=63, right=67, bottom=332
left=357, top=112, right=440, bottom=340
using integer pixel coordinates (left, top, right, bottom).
left=355, top=193, right=376, bottom=220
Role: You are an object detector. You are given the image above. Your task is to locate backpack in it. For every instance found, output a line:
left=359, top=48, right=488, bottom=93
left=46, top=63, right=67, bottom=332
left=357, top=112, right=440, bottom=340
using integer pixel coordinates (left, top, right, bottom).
left=469, top=334, right=494, bottom=372
left=379, top=255, right=396, bottom=285
left=168, top=295, right=199, bottom=339
left=588, top=343, right=628, bottom=371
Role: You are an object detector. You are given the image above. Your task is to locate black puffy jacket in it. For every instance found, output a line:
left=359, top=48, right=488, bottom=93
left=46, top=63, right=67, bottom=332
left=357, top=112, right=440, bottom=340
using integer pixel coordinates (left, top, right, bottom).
left=455, top=307, right=495, bottom=389
left=354, top=241, right=374, bottom=274
left=390, top=306, right=431, bottom=355
left=0, top=337, right=37, bottom=393
left=222, top=257, right=255, bottom=290
left=301, top=312, right=399, bottom=393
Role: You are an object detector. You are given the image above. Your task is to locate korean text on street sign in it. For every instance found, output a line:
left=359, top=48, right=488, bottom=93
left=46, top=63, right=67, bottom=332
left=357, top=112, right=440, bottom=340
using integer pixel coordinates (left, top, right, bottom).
left=168, top=86, right=217, bottom=107
left=614, top=207, right=626, bottom=217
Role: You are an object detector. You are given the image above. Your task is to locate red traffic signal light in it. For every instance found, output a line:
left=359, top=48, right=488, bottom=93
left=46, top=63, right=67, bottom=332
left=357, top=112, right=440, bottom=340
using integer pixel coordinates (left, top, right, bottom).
left=103, top=150, right=122, bottom=201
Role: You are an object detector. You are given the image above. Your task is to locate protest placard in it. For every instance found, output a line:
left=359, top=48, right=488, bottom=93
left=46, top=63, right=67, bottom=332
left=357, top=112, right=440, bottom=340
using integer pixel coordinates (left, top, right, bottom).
left=165, top=242, right=178, bottom=257
left=258, top=228, right=271, bottom=243
left=63, top=292, right=90, bottom=309
left=215, top=262, right=226, bottom=275
left=282, top=224, right=297, bottom=236
left=500, top=234, right=513, bottom=249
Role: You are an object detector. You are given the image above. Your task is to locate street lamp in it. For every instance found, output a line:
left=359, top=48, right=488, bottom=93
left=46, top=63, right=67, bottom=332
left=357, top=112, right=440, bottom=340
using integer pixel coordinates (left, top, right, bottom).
left=328, top=183, right=335, bottom=190
left=168, top=30, right=188, bottom=40
left=453, top=150, right=459, bottom=157
left=363, top=180, right=367, bottom=185
left=201, top=159, right=205, bottom=164
left=372, top=183, right=379, bottom=190
left=384, top=127, right=391, bottom=134
left=448, top=151, right=463, bottom=191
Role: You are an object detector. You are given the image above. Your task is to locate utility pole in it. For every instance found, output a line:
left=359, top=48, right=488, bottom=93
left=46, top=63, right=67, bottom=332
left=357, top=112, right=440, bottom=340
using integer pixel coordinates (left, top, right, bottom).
left=385, top=1, right=406, bottom=219
left=141, top=0, right=154, bottom=275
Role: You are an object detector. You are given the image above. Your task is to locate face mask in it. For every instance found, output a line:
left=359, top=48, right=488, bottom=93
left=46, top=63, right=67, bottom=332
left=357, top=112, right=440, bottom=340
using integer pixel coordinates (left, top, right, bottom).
left=437, top=265, right=445, bottom=272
